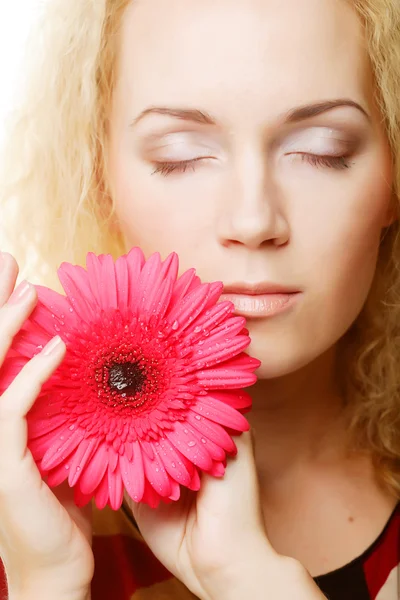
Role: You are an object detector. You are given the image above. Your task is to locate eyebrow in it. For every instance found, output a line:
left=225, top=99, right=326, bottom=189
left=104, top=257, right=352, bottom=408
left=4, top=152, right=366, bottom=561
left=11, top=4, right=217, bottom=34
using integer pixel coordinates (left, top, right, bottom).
left=130, top=99, right=370, bottom=127
left=131, top=107, right=215, bottom=126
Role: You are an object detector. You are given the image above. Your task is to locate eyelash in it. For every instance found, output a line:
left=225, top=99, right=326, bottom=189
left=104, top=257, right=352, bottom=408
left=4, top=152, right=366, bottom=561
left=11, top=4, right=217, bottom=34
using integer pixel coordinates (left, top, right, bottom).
left=151, top=153, right=351, bottom=177
left=151, top=157, right=206, bottom=177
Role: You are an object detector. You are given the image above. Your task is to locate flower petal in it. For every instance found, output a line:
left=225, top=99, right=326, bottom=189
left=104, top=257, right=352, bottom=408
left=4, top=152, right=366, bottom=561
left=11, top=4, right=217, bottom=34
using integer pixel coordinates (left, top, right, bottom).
left=191, top=395, right=250, bottom=431
left=12, top=327, right=51, bottom=359
left=142, top=446, right=172, bottom=498
left=208, top=461, right=225, bottom=477
left=57, top=263, right=96, bottom=322
left=120, top=443, right=145, bottom=501
left=190, top=301, right=234, bottom=333
left=165, top=422, right=213, bottom=471
left=74, top=486, right=93, bottom=508
left=93, top=471, right=111, bottom=510
left=167, top=284, right=211, bottom=333
left=108, top=467, right=124, bottom=510
left=141, top=478, right=162, bottom=508
left=29, top=429, right=66, bottom=461
left=86, top=253, right=118, bottom=311
left=156, top=437, right=192, bottom=486
left=126, top=247, right=146, bottom=313
left=207, top=389, right=252, bottom=411
left=41, top=428, right=85, bottom=471
left=180, top=422, right=226, bottom=461
left=78, top=443, right=109, bottom=494
left=191, top=335, right=251, bottom=369
left=196, top=363, right=258, bottom=389
left=115, top=254, right=129, bottom=312
left=35, top=286, right=78, bottom=328
left=170, top=268, right=199, bottom=305
left=68, top=437, right=99, bottom=486
left=29, top=414, right=69, bottom=438
left=138, top=252, right=162, bottom=309
left=186, top=410, right=237, bottom=454
left=188, top=468, right=201, bottom=491
left=160, top=252, right=179, bottom=283
left=168, top=479, right=181, bottom=501
left=0, top=357, right=27, bottom=391
left=46, top=462, right=69, bottom=487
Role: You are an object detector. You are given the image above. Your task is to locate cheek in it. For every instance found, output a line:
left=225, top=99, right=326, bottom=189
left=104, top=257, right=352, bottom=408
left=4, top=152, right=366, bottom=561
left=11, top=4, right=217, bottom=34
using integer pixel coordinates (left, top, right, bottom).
left=295, top=172, right=391, bottom=355
left=109, top=153, right=214, bottom=263
left=311, top=175, right=391, bottom=306
left=252, top=173, right=392, bottom=379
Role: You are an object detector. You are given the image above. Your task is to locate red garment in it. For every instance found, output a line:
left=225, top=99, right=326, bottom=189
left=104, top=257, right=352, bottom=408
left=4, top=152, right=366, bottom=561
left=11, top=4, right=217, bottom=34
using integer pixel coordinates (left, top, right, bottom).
left=1, top=503, right=399, bottom=599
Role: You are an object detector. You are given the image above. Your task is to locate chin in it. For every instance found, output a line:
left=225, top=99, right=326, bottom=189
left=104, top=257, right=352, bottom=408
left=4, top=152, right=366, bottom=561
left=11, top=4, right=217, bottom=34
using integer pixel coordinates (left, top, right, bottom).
left=245, top=332, right=327, bottom=381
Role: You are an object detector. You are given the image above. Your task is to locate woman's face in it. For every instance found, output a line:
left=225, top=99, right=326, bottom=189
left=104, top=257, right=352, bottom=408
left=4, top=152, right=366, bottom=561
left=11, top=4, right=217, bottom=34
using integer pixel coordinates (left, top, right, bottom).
left=108, top=0, right=394, bottom=379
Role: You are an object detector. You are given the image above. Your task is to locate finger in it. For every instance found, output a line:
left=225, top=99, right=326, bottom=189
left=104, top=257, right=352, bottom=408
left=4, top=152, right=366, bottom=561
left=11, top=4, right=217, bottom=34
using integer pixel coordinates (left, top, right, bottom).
left=0, top=280, right=37, bottom=366
left=53, top=482, right=93, bottom=543
left=197, top=430, right=262, bottom=523
left=0, top=336, right=66, bottom=473
left=0, top=252, right=19, bottom=306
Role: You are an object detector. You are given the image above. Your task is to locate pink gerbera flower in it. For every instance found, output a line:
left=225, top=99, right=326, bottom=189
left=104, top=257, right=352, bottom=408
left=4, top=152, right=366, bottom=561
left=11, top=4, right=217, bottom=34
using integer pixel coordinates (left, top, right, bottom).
left=0, top=249, right=260, bottom=510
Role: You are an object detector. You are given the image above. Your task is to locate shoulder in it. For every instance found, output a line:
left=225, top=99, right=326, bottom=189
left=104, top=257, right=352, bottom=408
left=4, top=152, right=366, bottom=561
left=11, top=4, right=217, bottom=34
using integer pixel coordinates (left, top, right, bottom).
left=91, top=503, right=197, bottom=600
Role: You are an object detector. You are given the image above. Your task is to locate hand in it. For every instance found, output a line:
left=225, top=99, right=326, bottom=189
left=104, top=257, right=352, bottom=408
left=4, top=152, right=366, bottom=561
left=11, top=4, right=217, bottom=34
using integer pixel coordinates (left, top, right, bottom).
left=127, top=423, right=277, bottom=599
left=0, top=253, right=93, bottom=599
left=129, top=427, right=326, bottom=600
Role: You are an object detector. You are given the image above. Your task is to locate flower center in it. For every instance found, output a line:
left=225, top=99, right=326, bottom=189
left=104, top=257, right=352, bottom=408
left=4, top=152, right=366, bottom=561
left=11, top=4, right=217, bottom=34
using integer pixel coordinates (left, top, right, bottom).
left=107, top=361, right=146, bottom=397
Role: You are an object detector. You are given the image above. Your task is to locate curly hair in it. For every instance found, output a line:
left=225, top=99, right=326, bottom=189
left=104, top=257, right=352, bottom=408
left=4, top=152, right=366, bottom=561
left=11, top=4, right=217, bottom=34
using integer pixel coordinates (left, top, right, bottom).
left=1, top=0, right=400, bottom=492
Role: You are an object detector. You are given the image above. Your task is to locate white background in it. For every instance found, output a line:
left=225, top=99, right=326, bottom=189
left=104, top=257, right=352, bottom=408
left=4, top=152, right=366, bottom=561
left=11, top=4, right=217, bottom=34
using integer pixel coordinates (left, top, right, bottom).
left=0, top=1, right=44, bottom=254
left=0, top=1, right=43, bottom=147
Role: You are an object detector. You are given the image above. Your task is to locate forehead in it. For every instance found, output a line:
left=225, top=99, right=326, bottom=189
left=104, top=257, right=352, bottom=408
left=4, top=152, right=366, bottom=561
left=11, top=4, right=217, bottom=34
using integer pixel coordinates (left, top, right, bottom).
left=116, top=0, right=373, bottom=118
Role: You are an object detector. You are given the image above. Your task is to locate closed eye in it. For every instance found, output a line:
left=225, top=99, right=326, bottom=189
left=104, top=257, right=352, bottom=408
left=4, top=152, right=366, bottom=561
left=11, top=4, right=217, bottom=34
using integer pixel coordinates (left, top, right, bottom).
left=151, top=157, right=213, bottom=177
left=297, top=154, right=352, bottom=170
left=151, top=153, right=352, bottom=177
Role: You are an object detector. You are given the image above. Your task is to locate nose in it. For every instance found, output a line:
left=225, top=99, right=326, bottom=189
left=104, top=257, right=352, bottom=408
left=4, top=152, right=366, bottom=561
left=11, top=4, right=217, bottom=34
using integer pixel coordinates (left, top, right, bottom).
left=217, top=154, right=290, bottom=250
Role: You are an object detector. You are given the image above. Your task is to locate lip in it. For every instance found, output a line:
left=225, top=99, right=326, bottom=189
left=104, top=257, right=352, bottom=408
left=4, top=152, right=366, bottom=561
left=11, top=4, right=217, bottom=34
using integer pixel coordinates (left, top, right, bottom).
left=220, top=283, right=301, bottom=318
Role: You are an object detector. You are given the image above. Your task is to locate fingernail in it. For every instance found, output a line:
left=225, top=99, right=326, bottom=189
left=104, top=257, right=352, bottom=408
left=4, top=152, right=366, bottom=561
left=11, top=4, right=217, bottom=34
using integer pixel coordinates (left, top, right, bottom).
left=42, top=336, right=63, bottom=356
left=8, top=280, right=32, bottom=305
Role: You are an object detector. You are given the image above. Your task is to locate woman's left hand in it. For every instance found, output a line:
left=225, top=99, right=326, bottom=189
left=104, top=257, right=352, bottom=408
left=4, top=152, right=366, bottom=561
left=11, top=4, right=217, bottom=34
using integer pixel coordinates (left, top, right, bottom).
left=128, top=430, right=325, bottom=600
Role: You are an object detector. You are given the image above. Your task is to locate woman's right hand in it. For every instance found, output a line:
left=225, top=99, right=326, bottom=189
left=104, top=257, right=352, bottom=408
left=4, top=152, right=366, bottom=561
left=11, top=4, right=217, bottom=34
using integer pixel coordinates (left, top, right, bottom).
left=0, top=253, right=93, bottom=600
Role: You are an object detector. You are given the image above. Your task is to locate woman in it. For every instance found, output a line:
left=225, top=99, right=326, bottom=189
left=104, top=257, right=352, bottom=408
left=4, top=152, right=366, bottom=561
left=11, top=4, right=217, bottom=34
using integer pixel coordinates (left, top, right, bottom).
left=0, top=0, right=399, bottom=598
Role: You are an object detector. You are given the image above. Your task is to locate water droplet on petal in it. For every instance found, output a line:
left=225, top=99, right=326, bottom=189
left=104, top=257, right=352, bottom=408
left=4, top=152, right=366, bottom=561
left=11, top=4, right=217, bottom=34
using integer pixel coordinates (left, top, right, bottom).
left=172, top=320, right=179, bottom=330
left=194, top=326, right=202, bottom=334
left=69, top=424, right=75, bottom=431
left=69, top=307, right=74, bottom=313
left=188, top=441, right=196, bottom=447
left=195, top=415, right=201, bottom=420
left=65, top=464, right=70, bottom=470
left=201, top=438, right=207, bottom=444
left=171, top=462, right=176, bottom=468
left=76, top=466, right=81, bottom=472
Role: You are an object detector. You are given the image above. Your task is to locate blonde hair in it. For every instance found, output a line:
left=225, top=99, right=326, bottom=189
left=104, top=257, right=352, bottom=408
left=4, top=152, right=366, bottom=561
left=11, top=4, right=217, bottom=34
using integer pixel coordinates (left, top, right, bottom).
left=1, top=0, right=400, bottom=493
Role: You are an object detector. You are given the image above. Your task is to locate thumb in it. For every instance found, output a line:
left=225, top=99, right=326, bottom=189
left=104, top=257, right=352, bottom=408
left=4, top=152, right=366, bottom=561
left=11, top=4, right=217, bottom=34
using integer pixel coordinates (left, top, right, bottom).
left=196, top=429, right=264, bottom=529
